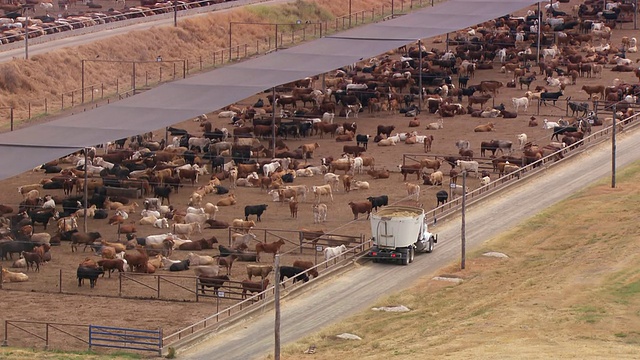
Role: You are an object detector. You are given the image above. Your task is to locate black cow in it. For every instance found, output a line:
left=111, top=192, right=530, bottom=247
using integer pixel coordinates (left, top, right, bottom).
left=436, top=190, right=448, bottom=206
left=298, top=122, right=313, bottom=137
left=93, top=209, right=109, bottom=219
left=169, top=259, right=190, bottom=272
left=89, top=193, right=107, bottom=209
left=154, top=185, right=172, bottom=205
left=551, top=126, right=578, bottom=141
left=568, top=99, right=589, bottom=117
left=42, top=181, right=63, bottom=190
left=77, top=266, right=105, bottom=288
left=356, top=134, right=370, bottom=149
left=28, top=209, right=59, bottom=230
left=167, top=126, right=189, bottom=136
left=458, top=75, right=470, bottom=88
left=205, top=154, right=224, bottom=172
left=0, top=241, right=37, bottom=260
left=245, top=204, right=268, bottom=221
left=183, top=150, right=197, bottom=165
left=278, top=266, right=309, bottom=288
left=282, top=173, right=294, bottom=183
left=540, top=90, right=563, bottom=106
left=43, top=165, right=62, bottom=174
left=366, top=195, right=388, bottom=211
left=62, top=198, right=83, bottom=214
left=214, top=185, right=229, bottom=195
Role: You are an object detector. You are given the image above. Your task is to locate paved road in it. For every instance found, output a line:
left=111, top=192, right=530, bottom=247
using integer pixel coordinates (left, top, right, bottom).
left=181, top=130, right=639, bottom=359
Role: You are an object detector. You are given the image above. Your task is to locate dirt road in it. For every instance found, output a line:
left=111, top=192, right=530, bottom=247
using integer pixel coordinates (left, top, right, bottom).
left=181, top=129, right=640, bottom=359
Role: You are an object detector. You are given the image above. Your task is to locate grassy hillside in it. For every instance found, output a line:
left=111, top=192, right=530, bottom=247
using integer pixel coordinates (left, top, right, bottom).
left=279, top=162, right=640, bottom=359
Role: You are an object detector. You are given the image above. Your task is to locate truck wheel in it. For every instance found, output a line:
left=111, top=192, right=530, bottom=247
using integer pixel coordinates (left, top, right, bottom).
left=401, top=249, right=409, bottom=265
left=426, top=237, right=435, bottom=253
left=409, top=247, right=414, bottom=263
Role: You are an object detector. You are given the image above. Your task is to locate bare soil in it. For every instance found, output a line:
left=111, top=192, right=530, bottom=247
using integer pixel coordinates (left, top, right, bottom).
left=1, top=0, right=639, bottom=356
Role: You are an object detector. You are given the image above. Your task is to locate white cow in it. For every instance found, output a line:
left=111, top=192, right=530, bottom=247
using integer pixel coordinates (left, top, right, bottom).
left=543, top=119, right=560, bottom=129
left=512, top=97, right=529, bottom=113
left=313, top=203, right=328, bottom=224
left=154, top=218, right=169, bottom=229
left=456, top=160, right=479, bottom=178
left=324, top=244, right=347, bottom=261
left=517, top=133, right=528, bottom=149
left=263, top=161, right=281, bottom=177
left=324, top=173, right=340, bottom=192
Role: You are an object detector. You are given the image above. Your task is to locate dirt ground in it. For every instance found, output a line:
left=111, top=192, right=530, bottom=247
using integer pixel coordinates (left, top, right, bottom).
left=1, top=0, right=639, bottom=355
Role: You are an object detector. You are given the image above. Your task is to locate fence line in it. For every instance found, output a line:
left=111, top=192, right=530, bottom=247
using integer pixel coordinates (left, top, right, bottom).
left=89, top=325, right=162, bottom=356
left=161, top=239, right=368, bottom=349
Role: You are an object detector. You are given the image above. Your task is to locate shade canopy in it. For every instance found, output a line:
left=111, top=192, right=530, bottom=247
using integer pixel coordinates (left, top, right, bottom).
left=0, top=0, right=538, bottom=180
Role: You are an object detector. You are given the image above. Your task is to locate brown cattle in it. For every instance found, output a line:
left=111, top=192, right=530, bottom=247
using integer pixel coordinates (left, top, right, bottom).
left=479, top=80, right=503, bottom=95
left=255, top=239, right=285, bottom=262
left=581, top=85, right=605, bottom=99
left=335, top=133, right=354, bottom=142
left=348, top=201, right=372, bottom=220
left=317, top=123, right=339, bottom=138
left=178, top=169, right=198, bottom=185
left=343, top=145, right=365, bottom=156
left=292, top=260, right=319, bottom=278
left=468, top=94, right=492, bottom=107
left=301, top=143, right=319, bottom=159
left=367, top=168, right=390, bottom=179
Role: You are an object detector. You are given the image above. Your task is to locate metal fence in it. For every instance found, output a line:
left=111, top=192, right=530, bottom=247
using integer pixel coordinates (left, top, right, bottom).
left=2, top=320, right=88, bottom=351
left=89, top=325, right=162, bottom=356
left=161, top=239, right=370, bottom=352
left=1, top=320, right=162, bottom=355
left=419, top=111, right=640, bottom=223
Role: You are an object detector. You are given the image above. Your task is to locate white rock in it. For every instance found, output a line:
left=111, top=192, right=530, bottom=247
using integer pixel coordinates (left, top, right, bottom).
left=336, top=333, right=362, bottom=340
left=371, top=305, right=410, bottom=312
left=483, top=251, right=509, bottom=258
left=432, top=276, right=463, bottom=283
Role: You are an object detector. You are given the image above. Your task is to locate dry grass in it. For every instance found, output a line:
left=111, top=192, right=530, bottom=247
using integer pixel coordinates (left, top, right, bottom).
left=279, top=162, right=640, bottom=359
left=0, top=0, right=416, bottom=124
left=0, top=348, right=141, bottom=359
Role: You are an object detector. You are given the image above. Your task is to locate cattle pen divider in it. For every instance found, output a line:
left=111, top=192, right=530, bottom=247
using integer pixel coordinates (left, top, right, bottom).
left=2, top=320, right=88, bottom=351
left=226, top=227, right=365, bottom=256
left=118, top=272, right=198, bottom=301
left=161, top=240, right=371, bottom=354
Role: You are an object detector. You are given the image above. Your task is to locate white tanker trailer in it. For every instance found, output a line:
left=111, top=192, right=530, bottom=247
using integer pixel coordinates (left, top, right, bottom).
left=367, top=206, right=437, bottom=265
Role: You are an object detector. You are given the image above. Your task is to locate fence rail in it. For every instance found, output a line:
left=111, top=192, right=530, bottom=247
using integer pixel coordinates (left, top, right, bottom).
left=161, top=239, right=366, bottom=350
left=89, top=325, right=162, bottom=356
left=2, top=320, right=88, bottom=351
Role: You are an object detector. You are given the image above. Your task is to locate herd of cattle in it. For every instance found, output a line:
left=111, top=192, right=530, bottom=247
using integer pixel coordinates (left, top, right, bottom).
left=1, top=0, right=638, bottom=311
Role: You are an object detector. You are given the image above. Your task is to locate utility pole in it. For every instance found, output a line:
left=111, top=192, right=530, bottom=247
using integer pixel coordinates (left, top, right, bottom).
left=418, top=39, right=422, bottom=111
left=83, top=149, right=89, bottom=233
left=274, top=254, right=281, bottom=360
left=612, top=104, right=617, bottom=188
left=461, top=171, right=466, bottom=269
left=272, top=87, right=276, bottom=154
